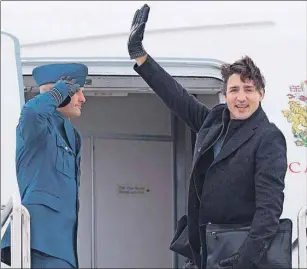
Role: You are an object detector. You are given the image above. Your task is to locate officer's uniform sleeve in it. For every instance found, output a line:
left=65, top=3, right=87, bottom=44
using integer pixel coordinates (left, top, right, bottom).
left=18, top=83, right=70, bottom=145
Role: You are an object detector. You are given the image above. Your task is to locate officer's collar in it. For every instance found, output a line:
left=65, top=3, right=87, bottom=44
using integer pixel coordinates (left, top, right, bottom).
left=54, top=110, right=70, bottom=121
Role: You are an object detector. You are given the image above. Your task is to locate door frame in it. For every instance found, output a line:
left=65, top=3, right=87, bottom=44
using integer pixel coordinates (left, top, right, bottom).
left=21, top=57, right=224, bottom=268
left=21, top=56, right=224, bottom=78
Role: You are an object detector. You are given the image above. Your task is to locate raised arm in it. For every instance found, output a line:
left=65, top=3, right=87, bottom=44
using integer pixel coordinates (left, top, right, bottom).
left=18, top=77, right=80, bottom=145
left=127, top=4, right=210, bottom=133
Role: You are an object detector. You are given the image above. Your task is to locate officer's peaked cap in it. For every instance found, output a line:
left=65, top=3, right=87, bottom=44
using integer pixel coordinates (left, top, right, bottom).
left=32, top=63, right=88, bottom=87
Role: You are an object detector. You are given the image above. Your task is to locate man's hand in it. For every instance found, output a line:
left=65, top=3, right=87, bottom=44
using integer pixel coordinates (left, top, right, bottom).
left=53, top=76, right=80, bottom=107
left=220, top=252, right=257, bottom=269
left=128, top=4, right=150, bottom=62
left=220, top=253, right=240, bottom=268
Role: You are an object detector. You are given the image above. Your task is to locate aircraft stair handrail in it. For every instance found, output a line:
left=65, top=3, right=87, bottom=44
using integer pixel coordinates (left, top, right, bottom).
left=1, top=193, right=31, bottom=268
left=297, top=205, right=307, bottom=268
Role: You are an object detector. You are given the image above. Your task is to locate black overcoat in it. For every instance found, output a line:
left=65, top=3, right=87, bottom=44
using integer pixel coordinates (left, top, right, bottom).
left=134, top=55, right=287, bottom=268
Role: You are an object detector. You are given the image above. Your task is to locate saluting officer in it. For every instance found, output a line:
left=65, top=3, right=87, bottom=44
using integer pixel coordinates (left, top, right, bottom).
left=2, top=63, right=88, bottom=269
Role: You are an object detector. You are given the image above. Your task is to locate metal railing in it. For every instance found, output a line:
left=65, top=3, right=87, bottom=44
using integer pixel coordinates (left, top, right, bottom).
left=1, top=193, right=31, bottom=268
left=297, top=205, right=307, bottom=268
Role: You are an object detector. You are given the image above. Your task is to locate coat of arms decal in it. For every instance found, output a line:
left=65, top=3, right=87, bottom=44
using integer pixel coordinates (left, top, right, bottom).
left=282, top=80, right=307, bottom=147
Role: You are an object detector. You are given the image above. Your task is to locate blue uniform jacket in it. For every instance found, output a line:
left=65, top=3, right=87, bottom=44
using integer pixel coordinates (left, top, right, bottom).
left=2, top=84, right=82, bottom=268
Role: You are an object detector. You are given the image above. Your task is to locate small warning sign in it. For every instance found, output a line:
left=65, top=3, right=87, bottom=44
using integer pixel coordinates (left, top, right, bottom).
left=117, top=184, right=150, bottom=195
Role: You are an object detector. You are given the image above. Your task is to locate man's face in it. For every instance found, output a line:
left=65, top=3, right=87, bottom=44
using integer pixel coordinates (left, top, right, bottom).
left=224, top=74, right=264, bottom=120
left=58, top=88, right=86, bottom=119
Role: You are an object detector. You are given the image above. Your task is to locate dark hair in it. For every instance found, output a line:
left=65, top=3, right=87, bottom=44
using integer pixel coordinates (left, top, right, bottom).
left=220, top=56, right=266, bottom=94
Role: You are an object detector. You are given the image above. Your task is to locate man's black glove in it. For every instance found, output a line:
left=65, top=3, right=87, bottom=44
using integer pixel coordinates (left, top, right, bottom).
left=127, top=4, right=150, bottom=59
left=220, top=253, right=240, bottom=268
left=220, top=253, right=257, bottom=269
left=55, top=76, right=80, bottom=107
